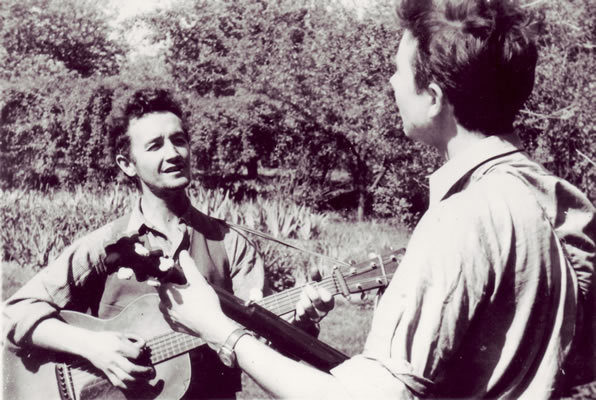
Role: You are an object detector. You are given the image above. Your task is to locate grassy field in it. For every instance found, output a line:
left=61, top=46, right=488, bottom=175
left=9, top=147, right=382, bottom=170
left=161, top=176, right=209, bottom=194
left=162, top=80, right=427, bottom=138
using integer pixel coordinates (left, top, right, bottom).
left=1, top=187, right=409, bottom=398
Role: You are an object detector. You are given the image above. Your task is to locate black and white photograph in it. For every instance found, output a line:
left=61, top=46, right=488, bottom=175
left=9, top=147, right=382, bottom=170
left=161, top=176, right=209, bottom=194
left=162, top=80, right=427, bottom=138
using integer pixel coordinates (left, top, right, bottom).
left=1, top=0, right=594, bottom=398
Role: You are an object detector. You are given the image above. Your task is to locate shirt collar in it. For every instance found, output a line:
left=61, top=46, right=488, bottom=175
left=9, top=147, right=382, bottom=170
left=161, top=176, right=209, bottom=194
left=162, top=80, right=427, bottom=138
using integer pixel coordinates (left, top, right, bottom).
left=127, top=197, right=146, bottom=233
left=126, top=195, right=193, bottom=234
left=428, top=133, right=522, bottom=206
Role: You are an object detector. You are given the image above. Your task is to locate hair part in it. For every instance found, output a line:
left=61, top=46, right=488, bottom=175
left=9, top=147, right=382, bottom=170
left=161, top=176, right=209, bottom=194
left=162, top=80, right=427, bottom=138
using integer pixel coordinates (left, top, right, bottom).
left=397, top=0, right=538, bottom=135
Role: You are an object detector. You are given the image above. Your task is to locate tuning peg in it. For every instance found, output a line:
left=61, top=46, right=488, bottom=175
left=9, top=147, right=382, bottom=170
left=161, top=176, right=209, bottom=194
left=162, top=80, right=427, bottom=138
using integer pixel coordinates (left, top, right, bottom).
left=159, top=257, right=175, bottom=272
left=360, top=291, right=368, bottom=301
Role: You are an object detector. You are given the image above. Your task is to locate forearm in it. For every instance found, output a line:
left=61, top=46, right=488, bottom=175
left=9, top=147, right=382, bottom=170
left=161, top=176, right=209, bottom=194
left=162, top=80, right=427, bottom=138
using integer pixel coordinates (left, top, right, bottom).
left=29, top=318, right=96, bottom=360
left=4, top=234, right=106, bottom=347
left=213, top=317, right=346, bottom=399
left=236, top=335, right=345, bottom=399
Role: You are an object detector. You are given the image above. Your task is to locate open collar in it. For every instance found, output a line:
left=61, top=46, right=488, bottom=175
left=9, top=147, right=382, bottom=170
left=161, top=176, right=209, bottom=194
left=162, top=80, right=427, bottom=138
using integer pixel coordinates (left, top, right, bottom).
left=428, top=134, right=522, bottom=206
left=126, top=195, right=193, bottom=235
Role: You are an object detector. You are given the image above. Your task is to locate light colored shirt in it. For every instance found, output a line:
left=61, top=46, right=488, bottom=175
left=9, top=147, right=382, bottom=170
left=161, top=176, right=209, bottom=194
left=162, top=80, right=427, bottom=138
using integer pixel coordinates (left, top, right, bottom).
left=331, top=134, right=595, bottom=399
left=3, top=197, right=264, bottom=347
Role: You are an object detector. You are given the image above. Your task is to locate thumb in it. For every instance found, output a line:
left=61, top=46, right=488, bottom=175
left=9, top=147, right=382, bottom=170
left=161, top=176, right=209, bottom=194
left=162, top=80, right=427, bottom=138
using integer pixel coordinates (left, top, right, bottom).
left=178, top=250, right=206, bottom=286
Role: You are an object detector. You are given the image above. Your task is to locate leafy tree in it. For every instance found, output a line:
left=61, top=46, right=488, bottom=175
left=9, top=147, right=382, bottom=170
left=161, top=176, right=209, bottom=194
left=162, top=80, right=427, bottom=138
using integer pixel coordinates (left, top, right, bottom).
left=0, top=0, right=131, bottom=188
left=1, top=0, right=592, bottom=227
left=145, top=0, right=428, bottom=219
left=0, top=0, right=125, bottom=79
left=519, top=0, right=595, bottom=202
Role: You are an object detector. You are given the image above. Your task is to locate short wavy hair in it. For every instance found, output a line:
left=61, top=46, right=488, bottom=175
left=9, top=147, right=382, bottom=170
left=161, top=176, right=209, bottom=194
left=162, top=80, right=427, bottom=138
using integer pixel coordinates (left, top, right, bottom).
left=107, top=88, right=186, bottom=159
left=397, top=0, right=538, bottom=135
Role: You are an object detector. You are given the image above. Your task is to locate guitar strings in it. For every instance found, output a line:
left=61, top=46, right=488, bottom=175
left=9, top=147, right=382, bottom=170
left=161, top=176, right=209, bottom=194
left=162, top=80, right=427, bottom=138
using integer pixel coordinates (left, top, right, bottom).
left=258, top=277, right=337, bottom=315
left=257, top=254, right=399, bottom=315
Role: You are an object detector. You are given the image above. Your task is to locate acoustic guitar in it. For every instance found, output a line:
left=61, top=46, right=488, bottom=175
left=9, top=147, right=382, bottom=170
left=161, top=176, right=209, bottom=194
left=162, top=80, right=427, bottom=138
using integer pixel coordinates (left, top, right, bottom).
left=3, top=250, right=404, bottom=400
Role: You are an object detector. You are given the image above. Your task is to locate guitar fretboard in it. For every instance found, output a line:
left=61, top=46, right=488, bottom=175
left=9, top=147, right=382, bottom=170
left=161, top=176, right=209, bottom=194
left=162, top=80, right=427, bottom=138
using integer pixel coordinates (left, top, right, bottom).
left=146, top=276, right=341, bottom=364
left=147, top=330, right=204, bottom=365
left=256, top=276, right=339, bottom=316
left=147, top=265, right=398, bottom=364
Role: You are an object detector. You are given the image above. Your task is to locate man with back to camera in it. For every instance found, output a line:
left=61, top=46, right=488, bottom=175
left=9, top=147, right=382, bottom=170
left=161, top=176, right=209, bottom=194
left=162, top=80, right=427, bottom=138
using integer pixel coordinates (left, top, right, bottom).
left=3, top=87, right=326, bottom=399
left=155, top=0, right=596, bottom=398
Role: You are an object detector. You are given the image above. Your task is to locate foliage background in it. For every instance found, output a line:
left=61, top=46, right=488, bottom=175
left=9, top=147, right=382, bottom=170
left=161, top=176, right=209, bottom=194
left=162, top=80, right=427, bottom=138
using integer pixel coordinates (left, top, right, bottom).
left=1, top=1, right=594, bottom=396
left=2, top=0, right=593, bottom=227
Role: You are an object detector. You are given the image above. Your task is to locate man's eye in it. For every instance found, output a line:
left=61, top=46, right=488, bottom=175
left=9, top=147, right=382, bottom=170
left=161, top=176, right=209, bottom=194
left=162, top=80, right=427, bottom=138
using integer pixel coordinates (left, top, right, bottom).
left=173, top=136, right=188, bottom=146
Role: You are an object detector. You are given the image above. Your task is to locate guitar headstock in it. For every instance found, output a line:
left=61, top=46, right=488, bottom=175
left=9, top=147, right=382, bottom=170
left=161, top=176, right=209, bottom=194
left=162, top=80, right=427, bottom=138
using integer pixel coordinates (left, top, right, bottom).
left=335, top=249, right=405, bottom=296
left=102, top=234, right=186, bottom=285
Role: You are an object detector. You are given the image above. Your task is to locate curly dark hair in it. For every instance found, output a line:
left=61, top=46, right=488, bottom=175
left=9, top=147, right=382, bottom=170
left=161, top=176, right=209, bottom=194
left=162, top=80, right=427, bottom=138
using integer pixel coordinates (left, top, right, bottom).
left=107, top=88, right=186, bottom=159
left=397, top=0, right=538, bottom=135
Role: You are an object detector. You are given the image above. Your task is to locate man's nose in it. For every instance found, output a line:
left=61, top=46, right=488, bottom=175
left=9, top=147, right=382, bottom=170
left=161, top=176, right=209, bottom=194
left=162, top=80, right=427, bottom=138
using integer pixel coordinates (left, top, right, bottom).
left=163, top=140, right=182, bottom=160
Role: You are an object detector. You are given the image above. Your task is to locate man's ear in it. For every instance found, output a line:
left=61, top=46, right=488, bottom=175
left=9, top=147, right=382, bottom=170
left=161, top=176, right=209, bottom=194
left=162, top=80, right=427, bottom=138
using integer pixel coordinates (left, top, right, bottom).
left=115, top=154, right=137, bottom=178
left=426, top=82, right=444, bottom=119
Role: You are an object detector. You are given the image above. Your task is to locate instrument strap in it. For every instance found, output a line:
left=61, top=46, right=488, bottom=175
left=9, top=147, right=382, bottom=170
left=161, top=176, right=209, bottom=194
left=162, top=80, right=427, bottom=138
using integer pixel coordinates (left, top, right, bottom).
left=220, top=219, right=351, bottom=267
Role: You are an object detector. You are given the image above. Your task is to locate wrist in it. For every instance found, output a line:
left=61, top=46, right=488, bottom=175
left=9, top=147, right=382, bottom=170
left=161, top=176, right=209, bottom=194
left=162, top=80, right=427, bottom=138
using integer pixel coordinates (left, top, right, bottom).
left=216, top=327, right=255, bottom=368
left=207, top=318, right=241, bottom=350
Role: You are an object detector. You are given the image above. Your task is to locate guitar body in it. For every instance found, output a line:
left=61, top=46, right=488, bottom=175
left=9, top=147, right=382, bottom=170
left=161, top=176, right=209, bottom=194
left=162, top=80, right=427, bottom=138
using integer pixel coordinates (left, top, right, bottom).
left=3, top=294, right=192, bottom=400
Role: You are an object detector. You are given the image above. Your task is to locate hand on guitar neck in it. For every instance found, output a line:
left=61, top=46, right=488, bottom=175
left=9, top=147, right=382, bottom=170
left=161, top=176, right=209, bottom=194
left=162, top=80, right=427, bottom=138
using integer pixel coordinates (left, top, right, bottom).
left=293, top=283, right=335, bottom=330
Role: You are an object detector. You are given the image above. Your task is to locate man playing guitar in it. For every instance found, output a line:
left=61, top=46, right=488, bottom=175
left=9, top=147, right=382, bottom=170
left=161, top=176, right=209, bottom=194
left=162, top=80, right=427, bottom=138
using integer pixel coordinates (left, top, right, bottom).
left=3, top=87, right=329, bottom=399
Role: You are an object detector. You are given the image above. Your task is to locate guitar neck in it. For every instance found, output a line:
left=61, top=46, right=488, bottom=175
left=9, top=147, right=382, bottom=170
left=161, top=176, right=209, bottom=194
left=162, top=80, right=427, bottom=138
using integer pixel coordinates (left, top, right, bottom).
left=256, top=276, right=338, bottom=316
left=145, top=255, right=399, bottom=364
left=257, top=269, right=397, bottom=316
left=147, top=279, right=340, bottom=364
left=146, top=331, right=204, bottom=365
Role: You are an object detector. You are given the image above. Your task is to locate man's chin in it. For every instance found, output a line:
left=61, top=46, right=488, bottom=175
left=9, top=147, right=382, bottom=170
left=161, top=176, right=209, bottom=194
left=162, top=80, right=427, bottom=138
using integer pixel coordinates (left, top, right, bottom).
left=161, top=177, right=191, bottom=192
left=171, top=179, right=190, bottom=190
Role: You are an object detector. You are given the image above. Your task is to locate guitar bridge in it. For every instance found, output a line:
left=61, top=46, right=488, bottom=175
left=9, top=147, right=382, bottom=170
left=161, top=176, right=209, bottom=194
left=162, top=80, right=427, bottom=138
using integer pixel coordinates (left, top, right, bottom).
left=55, top=363, right=76, bottom=400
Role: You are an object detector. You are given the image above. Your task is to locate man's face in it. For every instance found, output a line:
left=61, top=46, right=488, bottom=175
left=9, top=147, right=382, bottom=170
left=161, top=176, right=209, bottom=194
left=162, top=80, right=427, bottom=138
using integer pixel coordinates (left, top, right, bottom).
left=124, top=111, right=191, bottom=194
left=389, top=31, right=436, bottom=144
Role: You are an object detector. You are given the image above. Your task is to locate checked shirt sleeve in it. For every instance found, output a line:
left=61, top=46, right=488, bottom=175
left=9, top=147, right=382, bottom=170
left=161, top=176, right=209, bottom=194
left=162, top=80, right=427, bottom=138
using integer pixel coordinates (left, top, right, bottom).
left=3, top=225, right=111, bottom=348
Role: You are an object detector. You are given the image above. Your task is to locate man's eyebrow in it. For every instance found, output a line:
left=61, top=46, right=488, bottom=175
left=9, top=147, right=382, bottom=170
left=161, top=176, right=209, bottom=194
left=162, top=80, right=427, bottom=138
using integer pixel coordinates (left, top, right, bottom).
left=145, top=136, right=162, bottom=146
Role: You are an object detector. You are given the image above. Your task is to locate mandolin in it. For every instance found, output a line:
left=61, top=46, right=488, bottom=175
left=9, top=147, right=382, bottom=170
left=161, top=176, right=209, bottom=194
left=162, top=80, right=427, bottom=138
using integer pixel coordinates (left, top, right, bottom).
left=3, top=250, right=404, bottom=400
